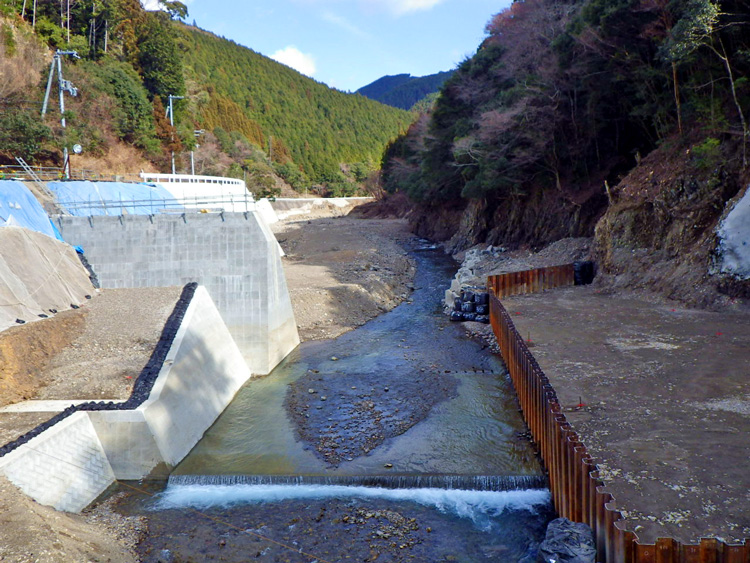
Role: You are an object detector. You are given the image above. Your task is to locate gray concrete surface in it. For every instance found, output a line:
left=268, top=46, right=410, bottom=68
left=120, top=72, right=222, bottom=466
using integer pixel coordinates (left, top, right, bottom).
left=55, top=211, right=299, bottom=375
left=0, top=412, right=116, bottom=513
left=89, top=286, right=254, bottom=479
left=0, top=286, right=255, bottom=510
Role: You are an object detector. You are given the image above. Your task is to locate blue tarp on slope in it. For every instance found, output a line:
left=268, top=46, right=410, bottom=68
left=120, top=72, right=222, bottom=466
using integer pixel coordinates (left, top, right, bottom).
left=0, top=180, right=57, bottom=238
left=47, top=180, right=180, bottom=216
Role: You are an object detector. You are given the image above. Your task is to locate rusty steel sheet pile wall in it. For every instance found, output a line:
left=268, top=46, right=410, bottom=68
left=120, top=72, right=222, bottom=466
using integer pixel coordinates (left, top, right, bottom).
left=488, top=280, right=750, bottom=563
left=488, top=264, right=575, bottom=299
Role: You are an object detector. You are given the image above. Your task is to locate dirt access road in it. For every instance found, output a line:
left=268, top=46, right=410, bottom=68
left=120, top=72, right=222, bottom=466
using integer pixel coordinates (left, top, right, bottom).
left=272, top=216, right=417, bottom=342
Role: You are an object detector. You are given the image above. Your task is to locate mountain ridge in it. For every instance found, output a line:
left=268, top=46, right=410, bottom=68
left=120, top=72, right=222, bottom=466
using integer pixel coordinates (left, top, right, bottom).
left=357, top=71, right=454, bottom=111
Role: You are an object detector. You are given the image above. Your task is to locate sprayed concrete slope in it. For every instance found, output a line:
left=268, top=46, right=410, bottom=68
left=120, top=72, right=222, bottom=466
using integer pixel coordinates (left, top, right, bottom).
left=55, top=211, right=300, bottom=375
left=715, top=186, right=750, bottom=279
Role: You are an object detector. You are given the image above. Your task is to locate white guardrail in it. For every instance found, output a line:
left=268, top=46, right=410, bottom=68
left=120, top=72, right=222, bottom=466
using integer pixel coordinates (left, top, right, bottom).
left=57, top=193, right=256, bottom=216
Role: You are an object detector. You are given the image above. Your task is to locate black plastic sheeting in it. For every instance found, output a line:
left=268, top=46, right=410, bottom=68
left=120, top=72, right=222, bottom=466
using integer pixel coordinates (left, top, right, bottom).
left=0, top=282, right=198, bottom=459
left=538, top=517, right=596, bottom=563
left=77, top=254, right=100, bottom=289
left=449, top=288, right=490, bottom=324
left=573, top=261, right=596, bottom=286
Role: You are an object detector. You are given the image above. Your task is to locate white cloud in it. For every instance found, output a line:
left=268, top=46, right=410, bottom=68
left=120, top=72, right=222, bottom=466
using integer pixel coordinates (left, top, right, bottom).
left=140, top=0, right=195, bottom=12
left=361, top=0, right=446, bottom=16
left=293, top=0, right=446, bottom=16
left=270, top=46, right=317, bottom=77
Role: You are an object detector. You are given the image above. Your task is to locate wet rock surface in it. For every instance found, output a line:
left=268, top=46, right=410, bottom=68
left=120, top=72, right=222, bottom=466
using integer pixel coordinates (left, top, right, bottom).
left=286, top=369, right=458, bottom=466
left=129, top=496, right=553, bottom=563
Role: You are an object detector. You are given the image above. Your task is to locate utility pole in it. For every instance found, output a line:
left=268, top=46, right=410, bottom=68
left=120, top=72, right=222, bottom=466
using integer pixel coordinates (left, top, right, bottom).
left=166, top=94, right=184, bottom=174
left=42, top=50, right=80, bottom=179
left=191, top=129, right=204, bottom=175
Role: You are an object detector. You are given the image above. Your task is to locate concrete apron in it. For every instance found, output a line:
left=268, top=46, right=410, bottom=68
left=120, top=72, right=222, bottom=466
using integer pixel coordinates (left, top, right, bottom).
left=0, top=286, right=253, bottom=512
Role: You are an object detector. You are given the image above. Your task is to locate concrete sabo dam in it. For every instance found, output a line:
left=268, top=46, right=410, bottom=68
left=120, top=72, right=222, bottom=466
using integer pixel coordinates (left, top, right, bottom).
left=56, top=211, right=299, bottom=375
left=0, top=208, right=300, bottom=512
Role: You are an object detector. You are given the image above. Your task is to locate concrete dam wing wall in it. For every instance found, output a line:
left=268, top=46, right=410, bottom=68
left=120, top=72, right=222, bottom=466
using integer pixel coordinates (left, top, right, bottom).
left=55, top=211, right=300, bottom=375
left=0, top=285, right=253, bottom=512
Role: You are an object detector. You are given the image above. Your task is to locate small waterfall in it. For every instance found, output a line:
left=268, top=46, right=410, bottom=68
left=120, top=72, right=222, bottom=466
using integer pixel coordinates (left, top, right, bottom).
left=155, top=477, right=553, bottom=532
left=167, top=473, right=548, bottom=491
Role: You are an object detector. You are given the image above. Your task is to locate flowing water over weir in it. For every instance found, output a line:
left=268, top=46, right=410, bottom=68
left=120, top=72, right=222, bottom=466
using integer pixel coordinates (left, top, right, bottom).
left=117, top=242, right=555, bottom=562
left=167, top=474, right=548, bottom=491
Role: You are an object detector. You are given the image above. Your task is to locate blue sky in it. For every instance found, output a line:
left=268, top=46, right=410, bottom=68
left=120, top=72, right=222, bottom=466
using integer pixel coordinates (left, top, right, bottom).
left=143, top=0, right=511, bottom=92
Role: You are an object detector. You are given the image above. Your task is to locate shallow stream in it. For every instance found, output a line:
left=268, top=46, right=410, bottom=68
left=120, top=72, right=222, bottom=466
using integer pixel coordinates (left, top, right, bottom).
left=116, top=242, right=554, bottom=562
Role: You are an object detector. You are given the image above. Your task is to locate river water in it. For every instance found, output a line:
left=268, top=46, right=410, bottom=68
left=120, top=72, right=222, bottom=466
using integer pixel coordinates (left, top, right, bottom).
left=115, top=242, right=554, bottom=562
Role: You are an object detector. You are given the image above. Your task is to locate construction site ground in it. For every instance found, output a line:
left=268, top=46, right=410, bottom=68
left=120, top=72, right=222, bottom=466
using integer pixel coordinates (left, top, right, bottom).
left=0, top=287, right=183, bottom=446
left=500, top=285, right=750, bottom=545
left=0, top=215, right=416, bottom=562
left=1, top=210, right=749, bottom=558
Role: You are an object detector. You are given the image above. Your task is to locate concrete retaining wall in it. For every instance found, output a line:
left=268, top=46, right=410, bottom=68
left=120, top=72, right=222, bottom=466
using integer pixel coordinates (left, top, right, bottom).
left=0, top=412, right=115, bottom=513
left=269, top=197, right=373, bottom=221
left=55, top=211, right=299, bottom=375
left=89, top=286, right=252, bottom=479
left=0, top=285, right=254, bottom=510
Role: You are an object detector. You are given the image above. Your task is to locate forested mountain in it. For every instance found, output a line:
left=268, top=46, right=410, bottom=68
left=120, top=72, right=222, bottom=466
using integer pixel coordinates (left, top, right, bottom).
left=179, top=26, right=413, bottom=183
left=0, top=0, right=413, bottom=194
left=358, top=74, right=414, bottom=99
left=381, top=0, right=750, bottom=303
left=383, top=0, right=750, bottom=240
left=357, top=71, right=454, bottom=110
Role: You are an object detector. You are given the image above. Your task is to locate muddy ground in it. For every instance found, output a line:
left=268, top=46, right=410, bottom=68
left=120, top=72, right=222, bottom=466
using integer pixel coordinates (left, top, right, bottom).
left=0, top=477, right=144, bottom=563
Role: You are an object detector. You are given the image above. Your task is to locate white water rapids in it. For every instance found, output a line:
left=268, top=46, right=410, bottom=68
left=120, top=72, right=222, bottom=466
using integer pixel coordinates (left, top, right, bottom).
left=155, top=484, right=551, bottom=531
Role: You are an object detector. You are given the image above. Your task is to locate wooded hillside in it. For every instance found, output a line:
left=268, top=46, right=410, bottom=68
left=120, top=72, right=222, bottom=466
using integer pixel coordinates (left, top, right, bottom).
left=179, top=26, right=414, bottom=183
left=0, top=0, right=413, bottom=194
left=376, top=0, right=750, bottom=305
left=382, top=0, right=750, bottom=249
